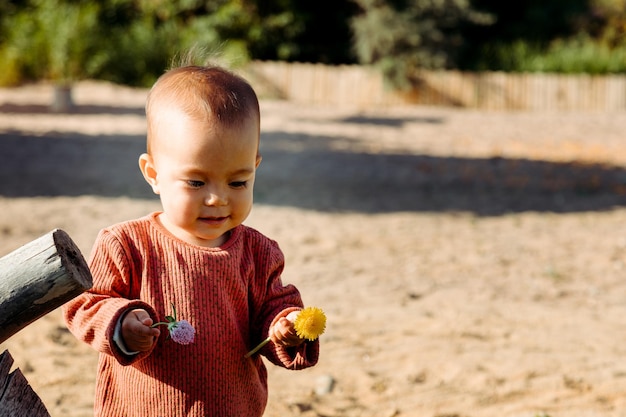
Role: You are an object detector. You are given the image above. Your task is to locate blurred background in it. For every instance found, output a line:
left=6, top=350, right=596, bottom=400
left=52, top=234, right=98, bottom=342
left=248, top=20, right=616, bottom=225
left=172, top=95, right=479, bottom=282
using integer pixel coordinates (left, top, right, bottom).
left=1, top=0, right=625, bottom=89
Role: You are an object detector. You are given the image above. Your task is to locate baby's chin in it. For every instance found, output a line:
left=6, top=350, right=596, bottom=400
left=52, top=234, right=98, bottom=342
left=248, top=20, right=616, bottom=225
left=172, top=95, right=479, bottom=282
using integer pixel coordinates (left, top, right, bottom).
left=191, top=229, right=232, bottom=248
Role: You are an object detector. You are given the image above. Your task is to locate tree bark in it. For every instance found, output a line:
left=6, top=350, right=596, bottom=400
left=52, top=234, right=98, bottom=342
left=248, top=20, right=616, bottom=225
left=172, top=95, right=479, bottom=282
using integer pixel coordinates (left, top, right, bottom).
left=0, top=350, right=50, bottom=417
left=0, top=229, right=92, bottom=344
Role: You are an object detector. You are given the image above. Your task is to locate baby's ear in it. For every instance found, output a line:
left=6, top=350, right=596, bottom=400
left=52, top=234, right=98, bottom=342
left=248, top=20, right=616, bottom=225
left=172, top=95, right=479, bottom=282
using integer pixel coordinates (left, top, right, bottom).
left=138, top=153, right=160, bottom=194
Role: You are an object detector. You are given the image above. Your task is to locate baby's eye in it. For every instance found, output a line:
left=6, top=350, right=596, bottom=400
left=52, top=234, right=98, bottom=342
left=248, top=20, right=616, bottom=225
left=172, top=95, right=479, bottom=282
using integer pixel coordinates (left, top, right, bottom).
left=230, top=181, right=247, bottom=189
left=186, top=180, right=205, bottom=188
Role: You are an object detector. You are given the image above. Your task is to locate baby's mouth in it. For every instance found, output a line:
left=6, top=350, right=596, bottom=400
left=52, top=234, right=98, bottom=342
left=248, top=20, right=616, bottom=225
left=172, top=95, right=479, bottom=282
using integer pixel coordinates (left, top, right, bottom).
left=199, top=216, right=227, bottom=225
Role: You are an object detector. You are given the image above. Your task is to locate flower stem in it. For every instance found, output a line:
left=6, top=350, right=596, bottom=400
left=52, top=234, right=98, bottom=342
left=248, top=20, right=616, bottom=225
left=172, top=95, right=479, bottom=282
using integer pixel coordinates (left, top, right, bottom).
left=245, top=337, right=271, bottom=358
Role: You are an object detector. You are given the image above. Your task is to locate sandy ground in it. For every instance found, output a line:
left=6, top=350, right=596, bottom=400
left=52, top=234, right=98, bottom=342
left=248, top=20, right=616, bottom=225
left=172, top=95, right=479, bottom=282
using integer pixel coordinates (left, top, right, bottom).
left=2, top=81, right=626, bottom=416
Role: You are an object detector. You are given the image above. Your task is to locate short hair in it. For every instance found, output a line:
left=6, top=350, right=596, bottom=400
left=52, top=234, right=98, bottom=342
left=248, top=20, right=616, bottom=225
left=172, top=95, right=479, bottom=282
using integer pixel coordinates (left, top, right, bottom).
left=145, top=65, right=260, bottom=154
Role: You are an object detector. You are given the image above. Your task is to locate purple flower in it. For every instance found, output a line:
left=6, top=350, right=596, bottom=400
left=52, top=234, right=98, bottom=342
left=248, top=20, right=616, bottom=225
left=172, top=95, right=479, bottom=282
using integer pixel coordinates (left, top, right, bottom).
left=152, top=304, right=196, bottom=345
left=169, top=319, right=195, bottom=345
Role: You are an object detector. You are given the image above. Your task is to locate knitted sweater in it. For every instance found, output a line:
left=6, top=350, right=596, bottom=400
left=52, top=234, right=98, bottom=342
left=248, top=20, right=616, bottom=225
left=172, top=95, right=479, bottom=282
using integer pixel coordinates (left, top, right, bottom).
left=63, top=212, right=319, bottom=417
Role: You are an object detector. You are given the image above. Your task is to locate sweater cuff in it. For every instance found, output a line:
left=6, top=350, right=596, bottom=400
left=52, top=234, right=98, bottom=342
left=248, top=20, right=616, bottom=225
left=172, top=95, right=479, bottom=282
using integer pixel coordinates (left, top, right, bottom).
left=112, top=312, right=140, bottom=356
left=267, top=307, right=320, bottom=370
left=107, top=300, right=158, bottom=366
left=275, top=339, right=320, bottom=370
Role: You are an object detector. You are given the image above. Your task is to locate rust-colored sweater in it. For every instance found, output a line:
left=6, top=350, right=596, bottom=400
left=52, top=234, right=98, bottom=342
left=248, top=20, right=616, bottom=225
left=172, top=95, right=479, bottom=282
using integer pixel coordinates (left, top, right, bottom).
left=63, top=212, right=319, bottom=417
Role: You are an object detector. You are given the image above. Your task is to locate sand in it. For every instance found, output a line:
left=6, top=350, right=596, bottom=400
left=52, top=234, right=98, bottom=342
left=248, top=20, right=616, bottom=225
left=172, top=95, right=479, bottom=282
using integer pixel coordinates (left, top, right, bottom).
left=2, top=80, right=626, bottom=417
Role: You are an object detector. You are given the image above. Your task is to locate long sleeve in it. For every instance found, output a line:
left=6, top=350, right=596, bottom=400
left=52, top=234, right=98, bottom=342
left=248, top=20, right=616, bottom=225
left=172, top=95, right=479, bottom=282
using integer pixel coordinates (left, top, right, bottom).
left=63, top=228, right=158, bottom=365
left=242, top=234, right=319, bottom=368
left=62, top=213, right=320, bottom=417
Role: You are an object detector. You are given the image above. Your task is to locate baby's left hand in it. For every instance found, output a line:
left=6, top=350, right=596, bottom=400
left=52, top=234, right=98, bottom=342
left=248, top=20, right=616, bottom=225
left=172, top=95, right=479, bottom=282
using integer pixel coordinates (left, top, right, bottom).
left=270, top=312, right=304, bottom=347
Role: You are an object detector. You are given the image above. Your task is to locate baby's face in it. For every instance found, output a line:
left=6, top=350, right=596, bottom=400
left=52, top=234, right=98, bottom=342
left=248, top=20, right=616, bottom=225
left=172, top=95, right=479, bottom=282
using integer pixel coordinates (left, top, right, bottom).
left=147, top=107, right=261, bottom=247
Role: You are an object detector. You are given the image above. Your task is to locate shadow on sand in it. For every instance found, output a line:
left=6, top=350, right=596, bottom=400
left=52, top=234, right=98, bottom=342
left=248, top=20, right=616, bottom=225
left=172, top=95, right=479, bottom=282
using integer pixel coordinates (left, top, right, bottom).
left=0, top=103, right=145, bottom=116
left=1, top=128, right=626, bottom=215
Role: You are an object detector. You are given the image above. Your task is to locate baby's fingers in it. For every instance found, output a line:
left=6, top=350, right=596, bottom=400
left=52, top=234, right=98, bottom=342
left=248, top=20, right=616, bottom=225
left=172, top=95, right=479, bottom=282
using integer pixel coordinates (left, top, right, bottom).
left=271, top=318, right=303, bottom=347
left=131, top=309, right=154, bottom=327
left=122, top=309, right=160, bottom=351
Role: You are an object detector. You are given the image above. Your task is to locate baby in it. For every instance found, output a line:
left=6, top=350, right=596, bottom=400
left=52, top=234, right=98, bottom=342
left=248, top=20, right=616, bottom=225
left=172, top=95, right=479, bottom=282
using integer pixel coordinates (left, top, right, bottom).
left=63, top=64, right=319, bottom=416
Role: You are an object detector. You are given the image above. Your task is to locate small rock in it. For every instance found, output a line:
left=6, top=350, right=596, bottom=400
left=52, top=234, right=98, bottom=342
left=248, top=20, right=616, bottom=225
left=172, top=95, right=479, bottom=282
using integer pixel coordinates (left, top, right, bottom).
left=315, top=374, right=335, bottom=395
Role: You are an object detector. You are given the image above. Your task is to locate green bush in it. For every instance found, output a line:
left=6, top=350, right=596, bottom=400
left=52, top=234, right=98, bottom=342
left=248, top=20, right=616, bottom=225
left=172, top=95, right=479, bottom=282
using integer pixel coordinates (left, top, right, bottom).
left=2, top=0, right=625, bottom=88
left=478, top=35, right=626, bottom=74
left=0, top=0, right=104, bottom=85
left=0, top=0, right=258, bottom=87
left=350, top=0, right=494, bottom=89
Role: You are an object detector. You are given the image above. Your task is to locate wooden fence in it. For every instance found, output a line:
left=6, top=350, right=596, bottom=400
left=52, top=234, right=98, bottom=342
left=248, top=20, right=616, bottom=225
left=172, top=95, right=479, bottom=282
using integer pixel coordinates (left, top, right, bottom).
left=241, top=61, right=626, bottom=111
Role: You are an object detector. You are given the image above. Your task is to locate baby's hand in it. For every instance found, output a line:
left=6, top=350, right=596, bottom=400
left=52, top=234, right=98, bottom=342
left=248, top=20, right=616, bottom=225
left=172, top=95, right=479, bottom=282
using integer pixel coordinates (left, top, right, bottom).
left=121, top=309, right=161, bottom=352
left=270, top=311, right=304, bottom=348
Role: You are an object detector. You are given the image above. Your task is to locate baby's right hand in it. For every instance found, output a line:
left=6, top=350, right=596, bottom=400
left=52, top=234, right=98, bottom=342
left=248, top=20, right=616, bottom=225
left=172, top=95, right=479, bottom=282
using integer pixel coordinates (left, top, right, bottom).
left=121, top=309, right=161, bottom=352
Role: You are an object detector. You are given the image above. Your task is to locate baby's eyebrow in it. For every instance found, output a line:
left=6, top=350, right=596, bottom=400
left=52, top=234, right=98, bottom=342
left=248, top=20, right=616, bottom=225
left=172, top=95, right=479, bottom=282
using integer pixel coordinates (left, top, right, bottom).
left=229, top=167, right=255, bottom=176
left=180, top=166, right=255, bottom=177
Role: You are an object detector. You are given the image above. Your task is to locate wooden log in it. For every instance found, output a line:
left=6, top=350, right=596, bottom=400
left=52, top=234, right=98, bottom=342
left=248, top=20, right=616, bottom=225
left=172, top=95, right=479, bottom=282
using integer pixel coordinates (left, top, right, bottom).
left=0, top=350, right=50, bottom=416
left=0, top=229, right=92, bottom=344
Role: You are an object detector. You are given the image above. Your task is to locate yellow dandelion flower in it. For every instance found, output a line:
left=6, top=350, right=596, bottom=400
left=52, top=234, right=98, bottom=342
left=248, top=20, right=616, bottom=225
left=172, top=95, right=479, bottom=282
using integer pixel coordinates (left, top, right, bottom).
left=294, top=306, right=326, bottom=341
left=244, top=306, right=327, bottom=358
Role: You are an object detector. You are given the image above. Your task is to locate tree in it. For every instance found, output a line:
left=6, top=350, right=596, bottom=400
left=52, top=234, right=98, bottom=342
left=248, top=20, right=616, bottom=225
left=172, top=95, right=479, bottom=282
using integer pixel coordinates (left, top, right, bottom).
left=350, top=0, right=493, bottom=88
left=0, top=0, right=360, bottom=88
left=0, top=0, right=104, bottom=110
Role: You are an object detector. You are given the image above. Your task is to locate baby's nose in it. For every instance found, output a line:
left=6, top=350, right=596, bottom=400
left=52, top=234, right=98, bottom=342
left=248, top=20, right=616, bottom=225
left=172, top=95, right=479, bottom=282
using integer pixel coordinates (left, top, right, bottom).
left=205, top=191, right=227, bottom=206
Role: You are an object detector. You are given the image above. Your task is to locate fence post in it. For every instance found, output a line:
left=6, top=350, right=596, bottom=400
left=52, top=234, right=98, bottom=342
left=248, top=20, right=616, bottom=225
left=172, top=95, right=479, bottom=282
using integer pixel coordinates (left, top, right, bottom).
left=0, top=229, right=92, bottom=416
left=0, top=350, right=51, bottom=417
left=0, top=229, right=92, bottom=344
